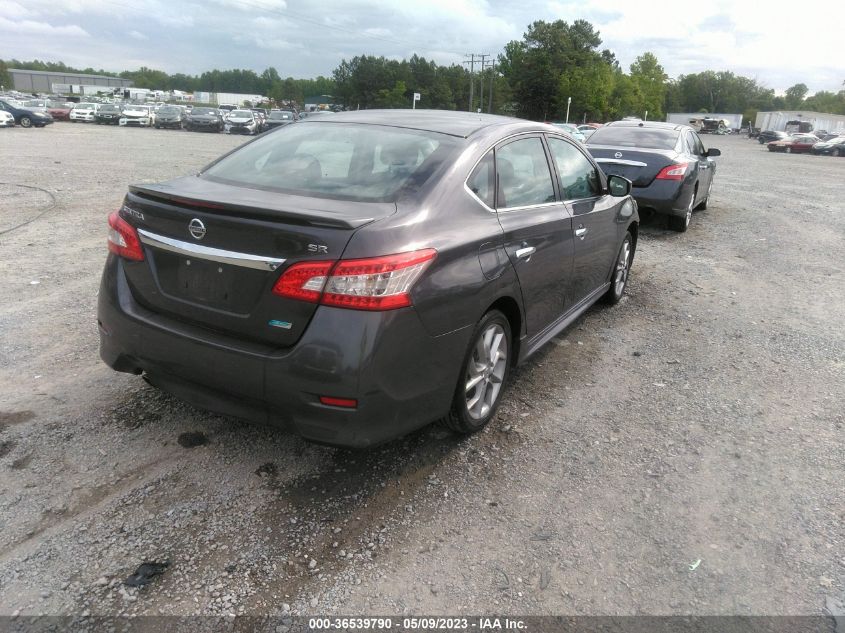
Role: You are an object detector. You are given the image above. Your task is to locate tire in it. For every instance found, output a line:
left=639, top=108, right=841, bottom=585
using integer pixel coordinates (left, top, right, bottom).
left=20, top=116, right=32, bottom=128
left=758, top=137, right=765, bottom=144
left=696, top=178, right=713, bottom=210
left=832, top=148, right=841, bottom=157
left=602, top=231, right=633, bottom=305
left=442, top=310, right=511, bottom=435
left=785, top=147, right=792, bottom=154
left=669, top=193, right=694, bottom=232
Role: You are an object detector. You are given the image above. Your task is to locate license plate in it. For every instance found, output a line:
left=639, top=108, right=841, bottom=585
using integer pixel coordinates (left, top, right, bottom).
left=176, top=259, right=234, bottom=303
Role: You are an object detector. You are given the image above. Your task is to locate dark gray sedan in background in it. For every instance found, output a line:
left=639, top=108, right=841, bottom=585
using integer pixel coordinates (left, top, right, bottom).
left=98, top=110, right=639, bottom=447
left=587, top=120, right=720, bottom=232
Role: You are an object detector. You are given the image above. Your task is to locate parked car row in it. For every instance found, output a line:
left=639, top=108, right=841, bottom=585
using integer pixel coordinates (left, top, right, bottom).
left=754, top=129, right=845, bottom=155
left=766, top=133, right=845, bottom=156
left=55, top=101, right=302, bottom=134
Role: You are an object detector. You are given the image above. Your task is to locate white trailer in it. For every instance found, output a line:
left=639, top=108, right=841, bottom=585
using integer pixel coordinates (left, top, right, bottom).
left=754, top=111, right=845, bottom=134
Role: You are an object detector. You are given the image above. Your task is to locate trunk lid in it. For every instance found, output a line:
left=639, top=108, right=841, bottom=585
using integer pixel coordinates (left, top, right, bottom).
left=587, top=146, right=679, bottom=187
left=120, top=176, right=395, bottom=347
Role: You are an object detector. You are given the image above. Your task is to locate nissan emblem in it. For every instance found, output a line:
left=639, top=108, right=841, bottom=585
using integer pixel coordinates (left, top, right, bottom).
left=188, top=218, right=206, bottom=240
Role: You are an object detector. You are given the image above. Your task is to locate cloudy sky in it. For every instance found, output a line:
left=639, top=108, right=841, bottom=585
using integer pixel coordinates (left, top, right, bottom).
left=2, top=0, right=843, bottom=93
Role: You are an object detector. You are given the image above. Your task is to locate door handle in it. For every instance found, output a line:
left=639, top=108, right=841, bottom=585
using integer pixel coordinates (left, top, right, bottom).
left=575, top=227, right=588, bottom=239
left=515, top=246, right=536, bottom=260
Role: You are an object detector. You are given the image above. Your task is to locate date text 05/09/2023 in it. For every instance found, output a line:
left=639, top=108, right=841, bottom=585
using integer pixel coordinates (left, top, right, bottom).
left=308, top=617, right=527, bottom=631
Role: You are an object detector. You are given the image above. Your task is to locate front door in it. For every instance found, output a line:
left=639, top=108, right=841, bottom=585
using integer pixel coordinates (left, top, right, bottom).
left=546, top=135, right=620, bottom=304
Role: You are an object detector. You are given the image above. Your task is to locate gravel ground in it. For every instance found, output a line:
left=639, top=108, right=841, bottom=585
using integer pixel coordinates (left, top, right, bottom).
left=0, top=124, right=843, bottom=618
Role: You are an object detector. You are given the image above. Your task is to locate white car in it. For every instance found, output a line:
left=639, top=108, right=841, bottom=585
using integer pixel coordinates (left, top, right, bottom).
left=119, top=105, right=153, bottom=127
left=0, top=110, right=14, bottom=128
left=70, top=103, right=99, bottom=122
left=224, top=109, right=259, bottom=135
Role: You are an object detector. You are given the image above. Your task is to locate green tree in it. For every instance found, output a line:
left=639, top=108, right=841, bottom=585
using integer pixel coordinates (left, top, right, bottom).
left=784, top=83, right=808, bottom=109
left=498, top=19, right=607, bottom=121
left=0, top=60, right=11, bottom=90
left=629, top=52, right=667, bottom=120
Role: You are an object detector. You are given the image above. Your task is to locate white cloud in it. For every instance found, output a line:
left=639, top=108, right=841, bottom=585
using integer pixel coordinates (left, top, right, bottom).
left=0, top=16, right=89, bottom=36
left=212, top=0, right=287, bottom=10
left=128, top=30, right=148, bottom=40
left=0, top=1, right=34, bottom=19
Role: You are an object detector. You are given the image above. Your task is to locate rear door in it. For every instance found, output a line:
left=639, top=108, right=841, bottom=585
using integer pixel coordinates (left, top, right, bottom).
left=547, top=135, right=621, bottom=304
left=493, top=135, right=574, bottom=336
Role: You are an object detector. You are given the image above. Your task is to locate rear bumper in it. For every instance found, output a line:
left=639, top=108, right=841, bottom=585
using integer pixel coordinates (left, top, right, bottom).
left=97, top=256, right=470, bottom=447
left=631, top=179, right=692, bottom=216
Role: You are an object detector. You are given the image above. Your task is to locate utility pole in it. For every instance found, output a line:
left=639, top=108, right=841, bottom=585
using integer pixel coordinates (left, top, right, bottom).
left=463, top=54, right=489, bottom=112
left=476, top=54, right=489, bottom=113
left=463, top=54, right=476, bottom=112
left=488, top=61, right=494, bottom=113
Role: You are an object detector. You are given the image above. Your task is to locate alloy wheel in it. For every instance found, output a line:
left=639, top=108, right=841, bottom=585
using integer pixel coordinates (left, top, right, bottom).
left=614, top=238, right=632, bottom=296
left=20, top=117, right=32, bottom=128
left=685, top=197, right=693, bottom=227
left=465, top=323, right=508, bottom=421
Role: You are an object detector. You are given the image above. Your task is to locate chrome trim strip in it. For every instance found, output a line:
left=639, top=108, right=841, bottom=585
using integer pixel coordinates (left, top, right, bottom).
left=594, top=158, right=647, bottom=167
left=137, top=229, right=286, bottom=271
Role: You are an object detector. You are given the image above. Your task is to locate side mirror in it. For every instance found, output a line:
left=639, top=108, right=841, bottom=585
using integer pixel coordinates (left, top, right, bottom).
left=607, top=174, right=632, bottom=197
left=706, top=148, right=721, bottom=157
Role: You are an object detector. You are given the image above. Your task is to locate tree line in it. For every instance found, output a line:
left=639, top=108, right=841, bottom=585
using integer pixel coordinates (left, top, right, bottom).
left=3, top=18, right=844, bottom=122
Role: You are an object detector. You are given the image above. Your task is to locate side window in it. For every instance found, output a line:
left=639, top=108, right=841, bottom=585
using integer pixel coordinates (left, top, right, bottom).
left=495, top=137, right=556, bottom=209
left=691, top=132, right=706, bottom=155
left=467, top=150, right=495, bottom=208
left=546, top=136, right=601, bottom=200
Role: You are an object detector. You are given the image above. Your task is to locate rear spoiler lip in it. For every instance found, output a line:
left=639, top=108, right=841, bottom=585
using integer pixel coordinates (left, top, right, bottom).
left=127, top=182, right=391, bottom=230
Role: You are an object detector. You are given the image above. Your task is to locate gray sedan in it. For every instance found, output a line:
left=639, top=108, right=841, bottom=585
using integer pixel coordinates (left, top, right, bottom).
left=98, top=110, right=639, bottom=447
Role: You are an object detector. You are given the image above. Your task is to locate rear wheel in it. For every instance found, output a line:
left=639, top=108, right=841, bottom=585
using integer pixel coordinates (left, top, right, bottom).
left=20, top=116, right=32, bottom=128
left=602, top=232, right=633, bottom=305
left=443, top=310, right=511, bottom=434
left=669, top=193, right=694, bottom=232
left=832, top=148, right=841, bottom=157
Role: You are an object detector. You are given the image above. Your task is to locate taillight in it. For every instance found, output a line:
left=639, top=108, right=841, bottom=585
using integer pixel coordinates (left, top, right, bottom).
left=655, top=163, right=689, bottom=180
left=271, top=260, right=334, bottom=303
left=319, top=396, right=358, bottom=408
left=272, top=249, right=436, bottom=311
left=107, top=211, right=144, bottom=261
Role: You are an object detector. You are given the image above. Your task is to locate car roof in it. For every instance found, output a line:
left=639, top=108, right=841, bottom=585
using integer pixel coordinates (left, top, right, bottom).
left=604, top=120, right=687, bottom=132
left=303, top=109, right=534, bottom=139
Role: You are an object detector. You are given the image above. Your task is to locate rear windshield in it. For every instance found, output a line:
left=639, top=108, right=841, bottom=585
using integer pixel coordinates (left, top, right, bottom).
left=588, top=126, right=679, bottom=150
left=99, top=105, right=120, bottom=112
left=192, top=108, right=216, bottom=115
left=202, top=122, right=459, bottom=202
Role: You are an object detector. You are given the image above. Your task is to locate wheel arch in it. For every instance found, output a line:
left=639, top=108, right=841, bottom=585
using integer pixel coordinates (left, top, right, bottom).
left=483, top=295, right=523, bottom=367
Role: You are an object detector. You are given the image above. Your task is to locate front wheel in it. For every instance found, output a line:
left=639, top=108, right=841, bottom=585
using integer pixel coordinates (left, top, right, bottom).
left=442, top=310, right=511, bottom=435
left=602, top=232, right=633, bottom=305
left=696, top=178, right=713, bottom=210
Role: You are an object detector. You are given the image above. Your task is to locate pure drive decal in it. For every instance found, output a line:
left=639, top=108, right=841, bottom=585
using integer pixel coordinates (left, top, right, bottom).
left=268, top=320, right=292, bottom=329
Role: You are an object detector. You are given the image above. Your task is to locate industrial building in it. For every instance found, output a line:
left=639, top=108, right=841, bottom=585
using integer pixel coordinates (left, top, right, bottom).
left=6, top=68, right=132, bottom=94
